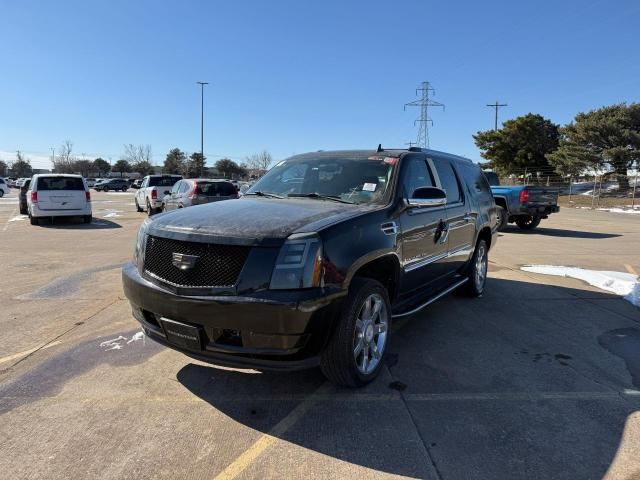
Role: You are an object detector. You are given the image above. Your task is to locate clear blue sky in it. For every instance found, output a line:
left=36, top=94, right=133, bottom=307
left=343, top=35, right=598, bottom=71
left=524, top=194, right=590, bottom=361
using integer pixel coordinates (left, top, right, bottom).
left=1, top=0, right=638, bottom=169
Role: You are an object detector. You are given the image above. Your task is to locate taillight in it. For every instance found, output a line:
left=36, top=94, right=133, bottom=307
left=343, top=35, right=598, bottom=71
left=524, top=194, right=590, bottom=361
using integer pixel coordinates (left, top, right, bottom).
left=189, top=183, right=198, bottom=200
left=31, top=191, right=37, bottom=203
left=151, top=190, right=157, bottom=200
left=519, top=189, right=529, bottom=203
left=85, top=191, right=91, bottom=202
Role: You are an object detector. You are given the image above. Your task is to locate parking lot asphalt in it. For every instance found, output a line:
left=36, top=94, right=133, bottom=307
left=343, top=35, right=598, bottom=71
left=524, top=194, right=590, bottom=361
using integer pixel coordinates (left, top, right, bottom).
left=1, top=190, right=639, bottom=480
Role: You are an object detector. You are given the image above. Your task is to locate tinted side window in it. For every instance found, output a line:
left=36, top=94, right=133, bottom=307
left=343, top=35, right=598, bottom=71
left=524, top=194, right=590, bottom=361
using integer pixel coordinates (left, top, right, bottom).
left=170, top=181, right=181, bottom=194
left=401, top=157, right=435, bottom=198
left=433, top=159, right=462, bottom=203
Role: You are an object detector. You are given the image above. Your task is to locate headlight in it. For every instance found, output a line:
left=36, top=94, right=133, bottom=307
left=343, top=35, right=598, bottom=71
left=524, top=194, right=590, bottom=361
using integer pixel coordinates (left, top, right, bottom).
left=133, top=218, right=152, bottom=267
left=269, top=234, right=323, bottom=289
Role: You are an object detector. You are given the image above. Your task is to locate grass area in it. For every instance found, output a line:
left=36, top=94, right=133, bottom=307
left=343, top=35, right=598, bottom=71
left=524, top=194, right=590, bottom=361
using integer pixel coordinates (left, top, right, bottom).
left=559, top=194, right=640, bottom=209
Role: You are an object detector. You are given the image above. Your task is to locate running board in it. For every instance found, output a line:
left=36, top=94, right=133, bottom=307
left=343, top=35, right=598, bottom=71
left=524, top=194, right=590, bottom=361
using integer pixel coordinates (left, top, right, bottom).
left=391, top=277, right=468, bottom=319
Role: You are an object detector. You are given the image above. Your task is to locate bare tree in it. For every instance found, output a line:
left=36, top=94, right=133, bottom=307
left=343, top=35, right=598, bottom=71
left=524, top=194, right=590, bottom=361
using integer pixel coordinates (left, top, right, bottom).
left=246, top=150, right=273, bottom=172
left=123, top=144, right=154, bottom=175
left=123, top=144, right=153, bottom=164
left=53, top=140, right=76, bottom=173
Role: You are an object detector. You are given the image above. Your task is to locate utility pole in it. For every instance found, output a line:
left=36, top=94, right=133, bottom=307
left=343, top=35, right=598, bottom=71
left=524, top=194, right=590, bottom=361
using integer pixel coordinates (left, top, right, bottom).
left=51, top=148, right=55, bottom=168
left=487, top=101, right=507, bottom=130
left=404, top=81, right=445, bottom=149
left=196, top=81, right=209, bottom=176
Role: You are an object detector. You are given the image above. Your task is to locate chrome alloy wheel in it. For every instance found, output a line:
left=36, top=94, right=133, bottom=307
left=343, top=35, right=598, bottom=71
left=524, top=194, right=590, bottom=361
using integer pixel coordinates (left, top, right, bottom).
left=353, top=293, right=388, bottom=375
left=475, top=242, right=488, bottom=291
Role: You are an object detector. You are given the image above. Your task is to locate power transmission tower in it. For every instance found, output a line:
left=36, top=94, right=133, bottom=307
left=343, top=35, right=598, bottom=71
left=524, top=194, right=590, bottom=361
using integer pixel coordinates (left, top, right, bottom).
left=486, top=101, right=507, bottom=130
left=404, top=81, right=445, bottom=148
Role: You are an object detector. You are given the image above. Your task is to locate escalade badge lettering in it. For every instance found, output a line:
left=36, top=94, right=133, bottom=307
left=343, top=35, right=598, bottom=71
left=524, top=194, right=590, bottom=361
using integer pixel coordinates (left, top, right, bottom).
left=172, top=253, right=199, bottom=271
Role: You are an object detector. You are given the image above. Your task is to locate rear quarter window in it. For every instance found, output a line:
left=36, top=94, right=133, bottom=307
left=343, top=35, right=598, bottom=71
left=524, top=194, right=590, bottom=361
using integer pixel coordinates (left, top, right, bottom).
left=197, top=182, right=236, bottom=196
left=149, top=177, right=181, bottom=187
left=37, top=177, right=85, bottom=191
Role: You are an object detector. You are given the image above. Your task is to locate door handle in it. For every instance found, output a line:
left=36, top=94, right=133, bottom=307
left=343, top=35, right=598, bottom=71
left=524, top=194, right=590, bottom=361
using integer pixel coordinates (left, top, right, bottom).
left=438, top=222, right=450, bottom=244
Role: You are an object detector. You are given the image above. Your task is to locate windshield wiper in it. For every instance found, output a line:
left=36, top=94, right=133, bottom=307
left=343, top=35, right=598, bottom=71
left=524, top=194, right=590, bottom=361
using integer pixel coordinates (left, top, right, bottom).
left=245, top=191, right=285, bottom=199
left=287, top=193, right=355, bottom=204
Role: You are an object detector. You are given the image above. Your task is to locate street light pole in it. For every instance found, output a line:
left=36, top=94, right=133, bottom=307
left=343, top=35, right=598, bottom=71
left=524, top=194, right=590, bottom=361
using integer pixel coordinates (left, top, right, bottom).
left=51, top=148, right=55, bottom=170
left=197, top=81, right=209, bottom=176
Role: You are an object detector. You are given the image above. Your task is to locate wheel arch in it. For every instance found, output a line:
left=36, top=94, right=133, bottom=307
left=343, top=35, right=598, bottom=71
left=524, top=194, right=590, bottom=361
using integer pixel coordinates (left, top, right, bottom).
left=344, top=252, right=401, bottom=303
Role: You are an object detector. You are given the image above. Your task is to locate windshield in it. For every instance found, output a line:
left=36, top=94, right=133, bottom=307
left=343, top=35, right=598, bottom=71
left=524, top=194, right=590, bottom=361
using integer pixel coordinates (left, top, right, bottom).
left=248, top=155, right=397, bottom=204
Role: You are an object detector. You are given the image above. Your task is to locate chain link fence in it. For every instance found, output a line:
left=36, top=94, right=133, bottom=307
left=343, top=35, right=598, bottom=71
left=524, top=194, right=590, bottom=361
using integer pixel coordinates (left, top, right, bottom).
left=491, top=166, right=640, bottom=211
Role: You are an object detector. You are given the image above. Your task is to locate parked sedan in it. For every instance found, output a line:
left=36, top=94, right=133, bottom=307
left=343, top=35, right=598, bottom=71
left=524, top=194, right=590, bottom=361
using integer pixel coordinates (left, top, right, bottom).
left=94, top=178, right=129, bottom=192
left=162, top=179, right=238, bottom=211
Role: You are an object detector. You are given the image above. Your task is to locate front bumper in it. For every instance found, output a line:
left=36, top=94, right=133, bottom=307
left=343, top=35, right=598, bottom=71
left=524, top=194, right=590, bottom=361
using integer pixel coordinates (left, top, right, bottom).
left=122, top=263, right=343, bottom=370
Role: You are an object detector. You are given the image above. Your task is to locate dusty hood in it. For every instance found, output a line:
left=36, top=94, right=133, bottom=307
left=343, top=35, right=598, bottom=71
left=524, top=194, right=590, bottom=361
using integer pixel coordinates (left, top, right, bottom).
left=147, top=197, right=373, bottom=245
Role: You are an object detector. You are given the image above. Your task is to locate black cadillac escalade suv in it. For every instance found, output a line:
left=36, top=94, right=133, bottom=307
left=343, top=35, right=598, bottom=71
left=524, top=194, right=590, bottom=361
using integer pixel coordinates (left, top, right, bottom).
left=122, top=147, right=497, bottom=387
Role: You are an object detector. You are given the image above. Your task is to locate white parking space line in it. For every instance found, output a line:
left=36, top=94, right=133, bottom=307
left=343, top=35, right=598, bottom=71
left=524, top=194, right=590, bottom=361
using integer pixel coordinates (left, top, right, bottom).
left=2, top=206, right=18, bottom=231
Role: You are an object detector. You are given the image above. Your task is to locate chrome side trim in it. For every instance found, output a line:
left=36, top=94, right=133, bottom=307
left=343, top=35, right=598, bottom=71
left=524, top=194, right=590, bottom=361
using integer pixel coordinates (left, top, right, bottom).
left=404, top=251, right=448, bottom=272
left=403, top=243, right=472, bottom=272
left=392, top=277, right=469, bottom=319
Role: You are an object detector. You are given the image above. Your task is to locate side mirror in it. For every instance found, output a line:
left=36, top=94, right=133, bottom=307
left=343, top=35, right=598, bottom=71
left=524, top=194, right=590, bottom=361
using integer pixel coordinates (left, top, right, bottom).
left=164, top=190, right=171, bottom=195
left=407, top=187, right=447, bottom=208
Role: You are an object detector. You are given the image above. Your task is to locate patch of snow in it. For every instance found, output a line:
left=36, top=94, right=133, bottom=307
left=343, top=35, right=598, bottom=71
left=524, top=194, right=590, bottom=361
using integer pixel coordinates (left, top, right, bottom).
left=101, top=209, right=123, bottom=218
left=8, top=215, right=27, bottom=222
left=100, top=331, right=146, bottom=350
left=597, top=208, right=640, bottom=215
left=521, top=265, right=640, bottom=307
left=127, top=331, right=145, bottom=344
left=100, top=335, right=127, bottom=351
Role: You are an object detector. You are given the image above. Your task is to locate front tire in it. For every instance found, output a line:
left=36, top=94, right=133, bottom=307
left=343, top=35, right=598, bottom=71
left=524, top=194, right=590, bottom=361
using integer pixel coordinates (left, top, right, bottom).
left=515, top=215, right=541, bottom=230
left=83, top=215, right=92, bottom=224
left=460, top=239, right=489, bottom=297
left=0, top=190, right=4, bottom=198
left=320, top=278, right=391, bottom=387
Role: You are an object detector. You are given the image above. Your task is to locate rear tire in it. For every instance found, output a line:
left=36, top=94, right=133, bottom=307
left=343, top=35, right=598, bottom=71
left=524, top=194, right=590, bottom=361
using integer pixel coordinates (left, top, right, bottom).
left=495, top=206, right=508, bottom=231
left=320, top=278, right=391, bottom=387
left=135, top=199, right=143, bottom=212
left=30, top=216, right=38, bottom=225
left=122, top=187, right=127, bottom=192
left=459, top=239, right=489, bottom=297
left=146, top=200, right=155, bottom=216
left=515, top=215, right=541, bottom=230
left=0, top=190, right=4, bottom=198
left=83, top=215, right=92, bottom=224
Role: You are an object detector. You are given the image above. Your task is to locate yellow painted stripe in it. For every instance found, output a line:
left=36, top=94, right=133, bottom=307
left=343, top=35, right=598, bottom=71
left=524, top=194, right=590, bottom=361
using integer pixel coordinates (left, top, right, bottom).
left=213, top=382, right=331, bottom=480
left=0, top=340, right=62, bottom=365
left=624, top=264, right=638, bottom=276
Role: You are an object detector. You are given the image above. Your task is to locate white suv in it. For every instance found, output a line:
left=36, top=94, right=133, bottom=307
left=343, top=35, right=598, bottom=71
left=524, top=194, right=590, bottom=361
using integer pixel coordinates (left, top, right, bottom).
left=27, top=174, right=92, bottom=225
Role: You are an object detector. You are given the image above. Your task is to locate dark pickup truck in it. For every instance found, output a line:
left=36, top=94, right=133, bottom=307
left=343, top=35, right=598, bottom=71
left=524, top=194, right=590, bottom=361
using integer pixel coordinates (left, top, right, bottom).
left=483, top=172, right=559, bottom=231
left=123, top=148, right=498, bottom=387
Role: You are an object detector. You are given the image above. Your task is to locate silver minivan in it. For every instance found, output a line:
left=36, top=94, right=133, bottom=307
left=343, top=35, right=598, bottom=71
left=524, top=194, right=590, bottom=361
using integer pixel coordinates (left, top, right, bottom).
left=162, top=179, right=238, bottom=211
